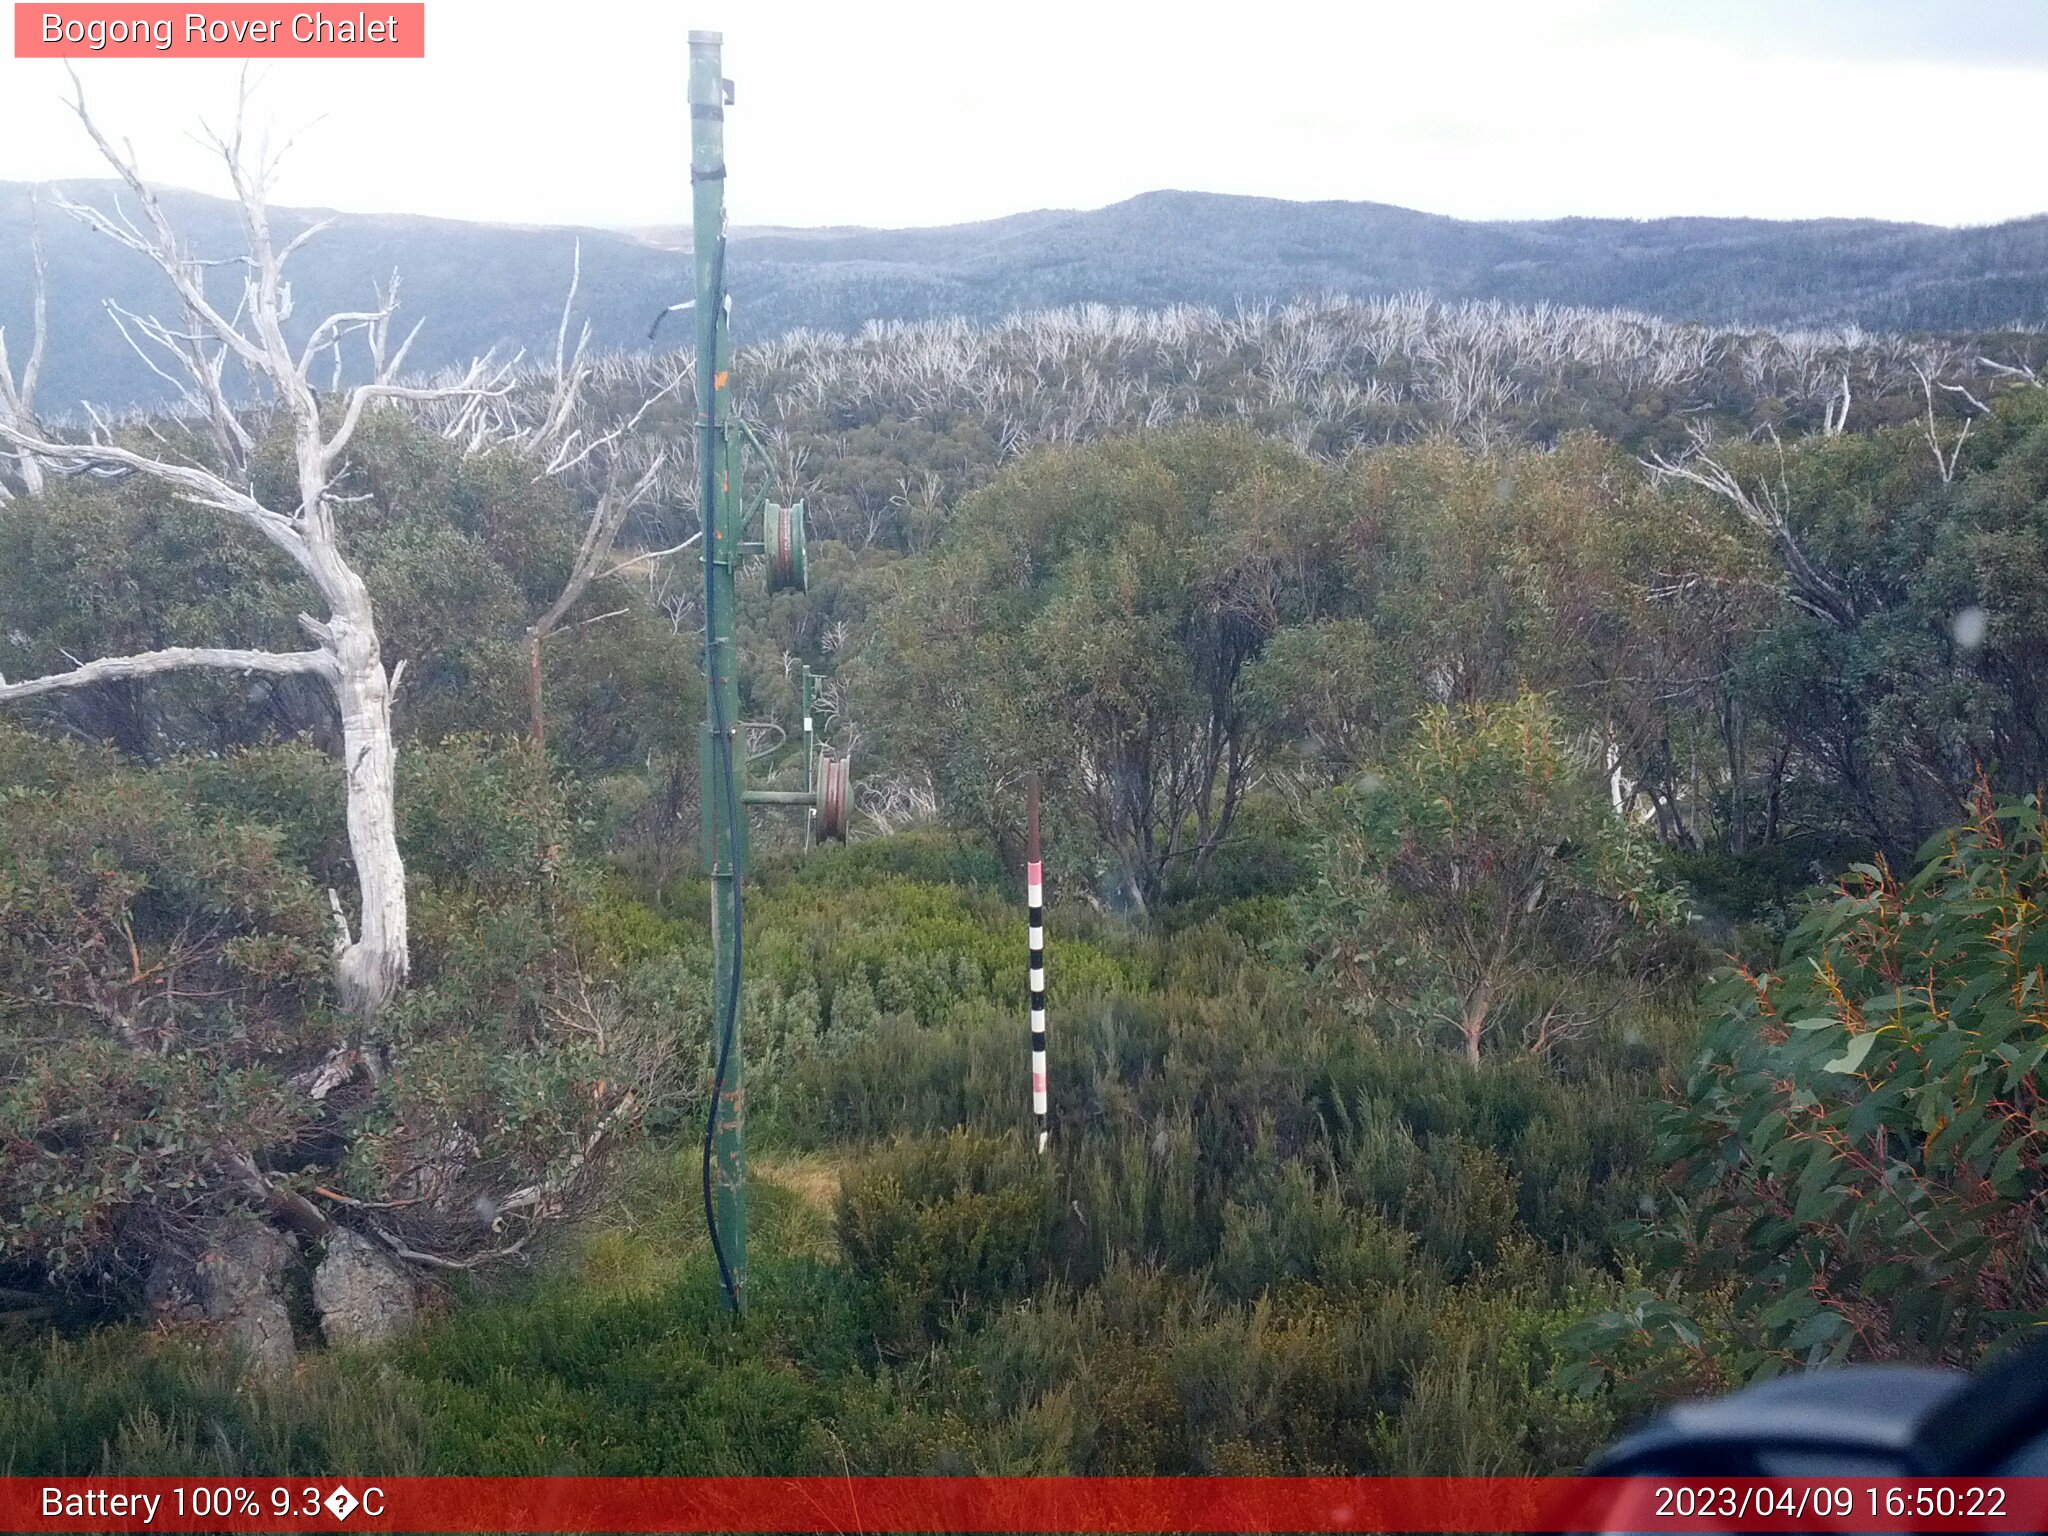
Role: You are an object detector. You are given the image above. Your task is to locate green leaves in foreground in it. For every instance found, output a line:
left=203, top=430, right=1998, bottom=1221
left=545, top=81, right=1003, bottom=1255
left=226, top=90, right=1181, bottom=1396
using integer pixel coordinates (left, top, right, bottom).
left=1652, top=788, right=2048, bottom=1370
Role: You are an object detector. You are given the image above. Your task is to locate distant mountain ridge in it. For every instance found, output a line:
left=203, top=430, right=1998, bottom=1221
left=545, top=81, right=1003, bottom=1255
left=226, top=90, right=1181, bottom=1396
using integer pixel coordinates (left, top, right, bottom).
left=3, top=181, right=2045, bottom=414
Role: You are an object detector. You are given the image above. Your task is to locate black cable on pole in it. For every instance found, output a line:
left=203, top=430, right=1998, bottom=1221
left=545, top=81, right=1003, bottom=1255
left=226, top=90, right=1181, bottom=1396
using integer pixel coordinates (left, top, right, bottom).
left=698, top=232, right=744, bottom=1313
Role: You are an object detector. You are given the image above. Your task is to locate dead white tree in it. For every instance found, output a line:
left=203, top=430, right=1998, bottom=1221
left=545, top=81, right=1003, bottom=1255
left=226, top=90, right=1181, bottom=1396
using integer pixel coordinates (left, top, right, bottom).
left=1643, top=424, right=1856, bottom=628
left=1822, top=369, right=1851, bottom=436
left=1914, top=364, right=1975, bottom=484
left=1979, top=355, right=2041, bottom=389
left=511, top=245, right=683, bottom=749
left=0, top=191, right=49, bottom=498
left=522, top=455, right=671, bottom=748
left=0, top=77, right=507, bottom=1020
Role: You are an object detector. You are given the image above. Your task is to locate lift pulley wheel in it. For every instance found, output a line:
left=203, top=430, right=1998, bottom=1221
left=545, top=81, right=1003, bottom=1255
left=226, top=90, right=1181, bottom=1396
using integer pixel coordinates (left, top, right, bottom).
left=815, top=751, right=851, bottom=842
left=764, top=500, right=808, bottom=592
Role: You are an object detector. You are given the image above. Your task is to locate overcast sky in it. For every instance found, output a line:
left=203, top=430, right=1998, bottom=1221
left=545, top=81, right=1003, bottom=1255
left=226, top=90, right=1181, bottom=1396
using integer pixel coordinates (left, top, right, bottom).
left=3, top=0, right=2045, bottom=231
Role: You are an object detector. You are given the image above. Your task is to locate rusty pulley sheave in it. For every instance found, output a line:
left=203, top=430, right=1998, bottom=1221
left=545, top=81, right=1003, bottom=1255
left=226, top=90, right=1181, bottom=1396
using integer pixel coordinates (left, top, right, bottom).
left=764, top=500, right=808, bottom=592
left=814, top=751, right=851, bottom=842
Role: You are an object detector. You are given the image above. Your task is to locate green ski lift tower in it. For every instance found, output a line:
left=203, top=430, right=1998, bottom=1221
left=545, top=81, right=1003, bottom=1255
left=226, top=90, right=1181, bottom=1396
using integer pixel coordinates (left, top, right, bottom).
left=689, top=29, right=850, bottom=1315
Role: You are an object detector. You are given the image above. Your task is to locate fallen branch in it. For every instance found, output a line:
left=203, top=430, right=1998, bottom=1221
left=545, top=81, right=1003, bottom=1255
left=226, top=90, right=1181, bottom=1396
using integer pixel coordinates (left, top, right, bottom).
left=364, top=1221, right=532, bottom=1271
left=490, top=1091, right=639, bottom=1223
left=220, top=1148, right=332, bottom=1239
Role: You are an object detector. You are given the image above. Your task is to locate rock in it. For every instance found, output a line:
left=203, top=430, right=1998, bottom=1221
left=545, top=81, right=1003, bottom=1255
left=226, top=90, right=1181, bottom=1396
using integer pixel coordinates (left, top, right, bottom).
left=142, top=1252, right=203, bottom=1325
left=194, top=1225, right=297, bottom=1380
left=313, top=1227, right=416, bottom=1348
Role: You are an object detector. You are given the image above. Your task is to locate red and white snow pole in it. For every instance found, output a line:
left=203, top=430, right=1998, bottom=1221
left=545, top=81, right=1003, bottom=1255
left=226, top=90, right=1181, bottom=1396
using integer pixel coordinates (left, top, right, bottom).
left=1027, top=771, right=1049, bottom=1153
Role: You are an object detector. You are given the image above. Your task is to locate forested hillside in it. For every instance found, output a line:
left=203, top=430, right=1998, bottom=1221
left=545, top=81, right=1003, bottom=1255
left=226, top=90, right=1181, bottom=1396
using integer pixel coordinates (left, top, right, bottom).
left=4, top=151, right=2047, bottom=1479
left=4, top=177, right=2046, bottom=412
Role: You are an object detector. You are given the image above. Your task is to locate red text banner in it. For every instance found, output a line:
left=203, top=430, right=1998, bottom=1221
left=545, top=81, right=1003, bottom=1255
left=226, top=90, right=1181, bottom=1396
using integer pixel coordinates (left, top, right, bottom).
left=14, top=5, right=424, bottom=57
left=6, top=1476, right=2048, bottom=1532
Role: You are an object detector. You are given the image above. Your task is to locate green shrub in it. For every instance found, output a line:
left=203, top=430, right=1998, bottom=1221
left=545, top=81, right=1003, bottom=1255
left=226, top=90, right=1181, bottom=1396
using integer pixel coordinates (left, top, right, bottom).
left=0, top=727, right=331, bottom=1290
left=1648, top=790, right=2048, bottom=1370
left=838, top=1131, right=1060, bottom=1354
left=786, top=830, right=1007, bottom=893
left=1292, top=693, right=1685, bottom=1066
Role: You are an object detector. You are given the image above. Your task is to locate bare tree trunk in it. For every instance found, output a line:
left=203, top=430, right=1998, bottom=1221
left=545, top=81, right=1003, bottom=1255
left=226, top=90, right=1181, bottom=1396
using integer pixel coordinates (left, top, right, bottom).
left=1460, top=974, right=1492, bottom=1068
left=0, top=191, right=49, bottom=497
left=1458, top=920, right=1520, bottom=1068
left=327, top=584, right=408, bottom=1017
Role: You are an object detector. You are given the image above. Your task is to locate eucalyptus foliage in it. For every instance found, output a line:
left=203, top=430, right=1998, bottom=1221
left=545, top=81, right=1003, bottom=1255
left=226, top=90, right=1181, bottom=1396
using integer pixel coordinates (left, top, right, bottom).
left=1651, top=789, right=2048, bottom=1368
left=1294, top=693, right=1685, bottom=1065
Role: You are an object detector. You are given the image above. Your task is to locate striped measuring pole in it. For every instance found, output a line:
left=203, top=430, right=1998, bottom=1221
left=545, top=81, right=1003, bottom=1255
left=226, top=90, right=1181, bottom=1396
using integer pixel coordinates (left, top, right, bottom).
left=1027, top=772, right=1048, bottom=1153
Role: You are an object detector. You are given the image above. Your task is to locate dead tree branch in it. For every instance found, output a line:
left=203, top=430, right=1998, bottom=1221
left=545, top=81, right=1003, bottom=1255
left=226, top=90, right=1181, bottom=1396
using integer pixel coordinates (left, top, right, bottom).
left=0, top=190, right=49, bottom=497
left=1643, top=425, right=1856, bottom=627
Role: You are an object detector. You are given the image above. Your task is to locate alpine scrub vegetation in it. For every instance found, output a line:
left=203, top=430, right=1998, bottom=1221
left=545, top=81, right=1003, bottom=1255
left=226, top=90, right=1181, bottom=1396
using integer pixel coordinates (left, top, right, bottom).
left=0, top=728, right=332, bottom=1288
left=0, top=725, right=681, bottom=1306
left=6, top=160, right=2048, bottom=1473
left=5, top=844, right=1674, bottom=1476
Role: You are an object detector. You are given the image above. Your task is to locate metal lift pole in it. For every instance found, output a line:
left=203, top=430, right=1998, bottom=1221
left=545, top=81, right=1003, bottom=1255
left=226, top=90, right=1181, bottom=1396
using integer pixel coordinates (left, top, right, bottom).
left=685, top=31, right=844, bottom=1314
left=691, top=28, right=746, bottom=1313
